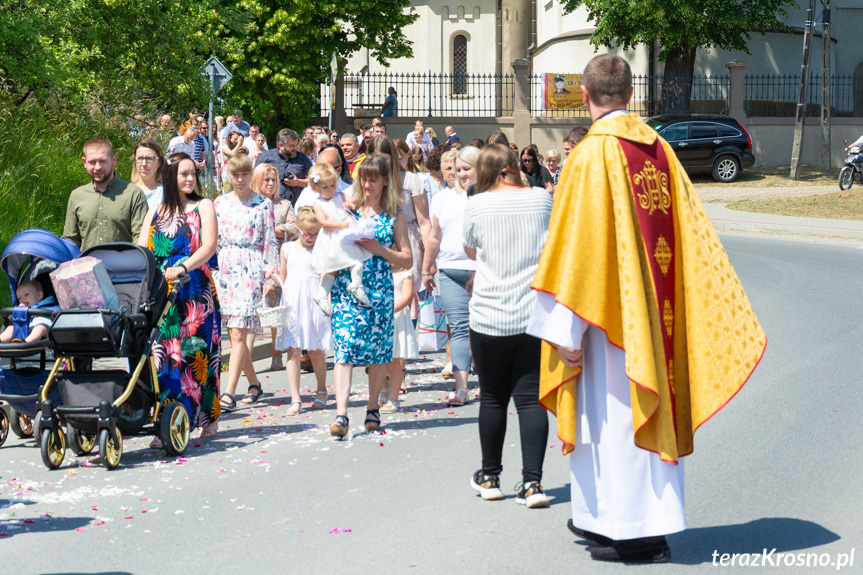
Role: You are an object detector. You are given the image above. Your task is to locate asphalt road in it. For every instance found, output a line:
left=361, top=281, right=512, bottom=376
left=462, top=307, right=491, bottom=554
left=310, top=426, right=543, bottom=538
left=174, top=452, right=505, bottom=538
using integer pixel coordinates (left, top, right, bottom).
left=1, top=232, right=862, bottom=574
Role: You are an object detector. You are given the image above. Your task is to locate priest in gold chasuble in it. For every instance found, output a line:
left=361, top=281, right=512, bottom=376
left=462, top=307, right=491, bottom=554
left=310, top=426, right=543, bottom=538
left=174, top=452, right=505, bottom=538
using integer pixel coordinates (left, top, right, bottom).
left=526, top=54, right=766, bottom=563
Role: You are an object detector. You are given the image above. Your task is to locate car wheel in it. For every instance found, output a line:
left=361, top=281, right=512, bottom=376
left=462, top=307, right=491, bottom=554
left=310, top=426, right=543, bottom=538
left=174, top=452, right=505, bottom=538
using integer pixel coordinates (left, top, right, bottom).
left=838, top=167, right=854, bottom=190
left=712, top=155, right=740, bottom=183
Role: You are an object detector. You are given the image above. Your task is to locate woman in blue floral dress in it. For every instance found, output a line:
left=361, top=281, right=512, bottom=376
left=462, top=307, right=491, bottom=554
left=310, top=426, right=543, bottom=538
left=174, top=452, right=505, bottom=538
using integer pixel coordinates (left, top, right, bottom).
left=137, top=152, right=221, bottom=439
left=329, top=155, right=413, bottom=437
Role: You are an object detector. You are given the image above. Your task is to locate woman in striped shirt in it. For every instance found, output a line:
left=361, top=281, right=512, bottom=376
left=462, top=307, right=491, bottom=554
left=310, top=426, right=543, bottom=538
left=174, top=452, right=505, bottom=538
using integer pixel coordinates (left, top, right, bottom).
left=463, top=144, right=553, bottom=508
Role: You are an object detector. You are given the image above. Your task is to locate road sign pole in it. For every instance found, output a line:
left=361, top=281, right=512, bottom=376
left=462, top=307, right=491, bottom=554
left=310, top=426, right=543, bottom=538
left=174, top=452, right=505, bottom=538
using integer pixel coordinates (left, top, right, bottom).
left=208, top=66, right=216, bottom=196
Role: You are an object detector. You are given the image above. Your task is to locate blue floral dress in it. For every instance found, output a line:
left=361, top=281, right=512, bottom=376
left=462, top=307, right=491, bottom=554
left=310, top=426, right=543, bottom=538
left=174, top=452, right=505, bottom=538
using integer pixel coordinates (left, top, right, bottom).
left=331, top=212, right=395, bottom=365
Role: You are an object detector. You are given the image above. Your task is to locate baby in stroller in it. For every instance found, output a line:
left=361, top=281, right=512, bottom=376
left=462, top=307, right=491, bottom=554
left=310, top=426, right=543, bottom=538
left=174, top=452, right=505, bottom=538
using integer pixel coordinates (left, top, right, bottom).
left=0, top=280, right=56, bottom=343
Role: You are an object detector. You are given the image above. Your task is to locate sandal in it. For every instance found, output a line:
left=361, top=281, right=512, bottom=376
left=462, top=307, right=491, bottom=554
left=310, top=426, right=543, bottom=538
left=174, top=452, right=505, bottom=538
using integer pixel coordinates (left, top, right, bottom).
left=380, top=400, right=400, bottom=414
left=240, top=384, right=263, bottom=405
left=330, top=414, right=350, bottom=438
left=364, top=409, right=381, bottom=432
left=219, top=393, right=236, bottom=412
left=270, top=356, right=284, bottom=371
left=286, top=401, right=302, bottom=416
left=378, top=387, right=389, bottom=408
left=449, top=388, right=469, bottom=406
left=149, top=437, right=162, bottom=449
left=311, top=391, right=327, bottom=410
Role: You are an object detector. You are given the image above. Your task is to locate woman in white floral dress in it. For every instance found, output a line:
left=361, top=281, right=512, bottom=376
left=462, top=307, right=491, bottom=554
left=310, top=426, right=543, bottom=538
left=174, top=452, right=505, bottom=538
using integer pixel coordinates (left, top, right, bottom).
left=214, top=155, right=279, bottom=410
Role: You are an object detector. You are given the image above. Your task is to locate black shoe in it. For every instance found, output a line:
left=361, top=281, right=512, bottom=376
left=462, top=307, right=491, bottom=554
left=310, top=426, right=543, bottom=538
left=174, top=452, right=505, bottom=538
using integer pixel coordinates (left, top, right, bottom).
left=589, top=536, right=670, bottom=563
left=470, top=469, right=504, bottom=500
left=514, top=481, right=549, bottom=508
left=567, top=519, right=612, bottom=546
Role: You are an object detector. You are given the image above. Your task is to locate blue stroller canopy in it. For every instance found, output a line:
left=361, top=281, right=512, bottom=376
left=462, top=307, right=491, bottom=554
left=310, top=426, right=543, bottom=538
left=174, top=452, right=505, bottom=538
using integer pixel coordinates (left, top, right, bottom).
left=1, top=229, right=81, bottom=305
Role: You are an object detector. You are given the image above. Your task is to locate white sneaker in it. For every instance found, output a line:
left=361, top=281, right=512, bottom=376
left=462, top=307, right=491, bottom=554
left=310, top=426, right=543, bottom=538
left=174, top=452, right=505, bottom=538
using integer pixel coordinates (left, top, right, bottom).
left=314, top=293, right=333, bottom=316
left=348, top=283, right=371, bottom=306
left=515, top=481, right=550, bottom=509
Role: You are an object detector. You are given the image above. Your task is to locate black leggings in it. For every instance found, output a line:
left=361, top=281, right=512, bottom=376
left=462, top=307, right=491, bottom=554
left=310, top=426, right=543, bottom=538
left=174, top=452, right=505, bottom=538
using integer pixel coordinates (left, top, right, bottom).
left=470, top=329, right=548, bottom=483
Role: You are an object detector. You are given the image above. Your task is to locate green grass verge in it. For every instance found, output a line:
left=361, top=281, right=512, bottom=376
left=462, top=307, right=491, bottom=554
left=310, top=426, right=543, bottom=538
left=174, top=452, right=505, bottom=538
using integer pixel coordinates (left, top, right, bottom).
left=0, top=108, right=139, bottom=307
left=727, top=187, right=863, bottom=221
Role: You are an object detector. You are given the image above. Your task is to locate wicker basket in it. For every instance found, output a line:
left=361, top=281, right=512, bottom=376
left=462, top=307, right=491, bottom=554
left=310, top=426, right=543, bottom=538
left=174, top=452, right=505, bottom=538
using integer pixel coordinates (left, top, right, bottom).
left=257, top=275, right=291, bottom=329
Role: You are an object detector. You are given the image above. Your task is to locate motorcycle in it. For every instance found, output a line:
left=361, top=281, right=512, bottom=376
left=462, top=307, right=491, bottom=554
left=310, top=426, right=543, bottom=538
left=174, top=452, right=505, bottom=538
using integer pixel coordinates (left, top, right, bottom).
left=838, top=141, right=863, bottom=190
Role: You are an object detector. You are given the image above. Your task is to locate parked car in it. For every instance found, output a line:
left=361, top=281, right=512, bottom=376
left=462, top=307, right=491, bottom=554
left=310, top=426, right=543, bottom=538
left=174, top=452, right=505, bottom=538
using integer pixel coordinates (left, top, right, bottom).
left=644, top=115, right=755, bottom=182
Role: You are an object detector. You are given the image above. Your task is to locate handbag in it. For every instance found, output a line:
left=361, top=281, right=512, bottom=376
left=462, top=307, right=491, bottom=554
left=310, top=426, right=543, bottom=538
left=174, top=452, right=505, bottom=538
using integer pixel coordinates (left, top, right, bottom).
left=417, top=293, right=448, bottom=351
left=257, top=275, right=292, bottom=328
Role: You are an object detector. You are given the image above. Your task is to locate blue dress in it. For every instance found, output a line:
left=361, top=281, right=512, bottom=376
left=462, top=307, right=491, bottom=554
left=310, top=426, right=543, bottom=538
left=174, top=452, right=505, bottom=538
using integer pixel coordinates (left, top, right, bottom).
left=331, top=212, right=395, bottom=365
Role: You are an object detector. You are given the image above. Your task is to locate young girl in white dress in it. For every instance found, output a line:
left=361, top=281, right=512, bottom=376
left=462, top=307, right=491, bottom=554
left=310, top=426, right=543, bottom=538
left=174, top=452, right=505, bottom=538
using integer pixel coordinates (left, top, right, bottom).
left=309, top=164, right=372, bottom=315
left=381, top=266, right=419, bottom=413
left=277, top=207, right=333, bottom=416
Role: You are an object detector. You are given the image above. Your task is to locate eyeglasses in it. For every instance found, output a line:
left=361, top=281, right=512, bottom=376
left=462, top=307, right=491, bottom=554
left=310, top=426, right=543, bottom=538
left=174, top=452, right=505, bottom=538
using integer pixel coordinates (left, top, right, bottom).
left=522, top=158, right=534, bottom=163
left=135, top=156, right=158, bottom=164
left=301, top=231, right=319, bottom=238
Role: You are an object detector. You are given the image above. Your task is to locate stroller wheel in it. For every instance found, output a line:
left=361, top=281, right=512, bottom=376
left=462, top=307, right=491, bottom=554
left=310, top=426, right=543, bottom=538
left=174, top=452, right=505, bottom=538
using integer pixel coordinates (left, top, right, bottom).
left=159, top=402, right=190, bottom=456
left=40, top=427, right=66, bottom=469
left=0, top=408, right=9, bottom=447
left=10, top=411, right=34, bottom=439
left=68, top=425, right=96, bottom=456
left=98, top=428, right=123, bottom=470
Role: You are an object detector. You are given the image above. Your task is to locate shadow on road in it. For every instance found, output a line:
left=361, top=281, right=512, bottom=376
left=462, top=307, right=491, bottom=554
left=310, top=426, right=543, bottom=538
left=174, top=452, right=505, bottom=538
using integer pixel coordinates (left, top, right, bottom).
left=0, top=516, right=92, bottom=539
left=668, top=517, right=840, bottom=565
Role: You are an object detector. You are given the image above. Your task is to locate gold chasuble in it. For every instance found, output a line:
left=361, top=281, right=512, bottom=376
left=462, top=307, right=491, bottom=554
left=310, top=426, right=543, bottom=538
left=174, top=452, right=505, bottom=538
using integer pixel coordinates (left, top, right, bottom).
left=532, top=113, right=766, bottom=462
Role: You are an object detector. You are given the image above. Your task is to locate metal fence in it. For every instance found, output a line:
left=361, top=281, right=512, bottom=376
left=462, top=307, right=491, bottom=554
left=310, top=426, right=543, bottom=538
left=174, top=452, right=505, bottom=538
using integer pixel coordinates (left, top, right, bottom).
left=745, top=74, right=863, bottom=117
left=320, top=72, right=516, bottom=118
left=319, top=72, right=863, bottom=118
left=530, top=74, right=730, bottom=117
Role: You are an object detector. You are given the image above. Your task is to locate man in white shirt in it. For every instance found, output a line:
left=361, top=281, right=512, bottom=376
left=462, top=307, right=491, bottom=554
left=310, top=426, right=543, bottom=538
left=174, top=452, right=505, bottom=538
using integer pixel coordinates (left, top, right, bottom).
left=243, top=124, right=269, bottom=152
left=405, top=120, right=434, bottom=148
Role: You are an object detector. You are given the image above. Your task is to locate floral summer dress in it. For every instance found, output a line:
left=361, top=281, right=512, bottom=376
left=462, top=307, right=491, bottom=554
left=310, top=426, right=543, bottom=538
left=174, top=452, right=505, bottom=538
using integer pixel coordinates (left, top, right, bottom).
left=331, top=211, right=395, bottom=365
left=214, top=193, right=279, bottom=331
left=148, top=207, right=221, bottom=429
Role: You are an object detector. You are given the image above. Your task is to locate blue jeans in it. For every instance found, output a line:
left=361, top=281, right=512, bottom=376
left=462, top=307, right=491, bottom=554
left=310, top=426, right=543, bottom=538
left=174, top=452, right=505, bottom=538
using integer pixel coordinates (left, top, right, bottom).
left=438, top=268, right=472, bottom=371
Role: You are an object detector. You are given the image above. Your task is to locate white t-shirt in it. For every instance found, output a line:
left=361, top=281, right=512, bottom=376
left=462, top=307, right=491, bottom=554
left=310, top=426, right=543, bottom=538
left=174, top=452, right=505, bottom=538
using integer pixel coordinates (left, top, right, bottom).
left=294, top=179, right=353, bottom=209
left=430, top=187, right=475, bottom=271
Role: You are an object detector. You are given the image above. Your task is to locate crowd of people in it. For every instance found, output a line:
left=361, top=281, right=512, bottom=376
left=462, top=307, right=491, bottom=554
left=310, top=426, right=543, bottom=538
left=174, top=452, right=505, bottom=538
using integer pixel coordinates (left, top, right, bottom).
left=50, top=54, right=766, bottom=564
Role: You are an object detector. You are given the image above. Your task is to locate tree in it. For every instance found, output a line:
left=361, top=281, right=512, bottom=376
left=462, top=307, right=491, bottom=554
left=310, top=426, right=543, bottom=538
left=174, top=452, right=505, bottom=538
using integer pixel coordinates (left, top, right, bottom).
left=562, top=0, right=796, bottom=112
left=0, top=0, right=218, bottom=121
left=211, top=0, right=418, bottom=132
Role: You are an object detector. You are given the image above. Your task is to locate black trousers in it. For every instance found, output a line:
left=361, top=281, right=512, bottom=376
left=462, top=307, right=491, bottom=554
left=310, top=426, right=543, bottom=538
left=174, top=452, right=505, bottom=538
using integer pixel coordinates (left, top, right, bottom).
left=470, top=329, right=548, bottom=483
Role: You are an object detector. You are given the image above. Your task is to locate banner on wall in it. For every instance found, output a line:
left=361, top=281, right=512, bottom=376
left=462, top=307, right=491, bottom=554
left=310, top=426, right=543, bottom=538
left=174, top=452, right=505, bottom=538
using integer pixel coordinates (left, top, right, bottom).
left=543, top=74, right=584, bottom=110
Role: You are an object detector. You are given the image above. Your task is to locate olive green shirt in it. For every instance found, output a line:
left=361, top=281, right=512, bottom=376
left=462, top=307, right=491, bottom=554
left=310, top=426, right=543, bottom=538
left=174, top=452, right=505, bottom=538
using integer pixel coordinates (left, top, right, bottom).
left=62, top=174, right=148, bottom=251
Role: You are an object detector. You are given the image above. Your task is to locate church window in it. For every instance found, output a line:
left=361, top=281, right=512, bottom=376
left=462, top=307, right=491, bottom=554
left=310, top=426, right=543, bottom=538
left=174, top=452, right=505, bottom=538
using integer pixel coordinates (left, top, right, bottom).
left=453, top=34, right=468, bottom=95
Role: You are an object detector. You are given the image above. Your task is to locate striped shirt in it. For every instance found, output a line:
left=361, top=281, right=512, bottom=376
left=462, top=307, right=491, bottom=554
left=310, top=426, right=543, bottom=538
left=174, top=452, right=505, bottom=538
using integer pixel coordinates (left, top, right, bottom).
left=463, top=188, right=552, bottom=337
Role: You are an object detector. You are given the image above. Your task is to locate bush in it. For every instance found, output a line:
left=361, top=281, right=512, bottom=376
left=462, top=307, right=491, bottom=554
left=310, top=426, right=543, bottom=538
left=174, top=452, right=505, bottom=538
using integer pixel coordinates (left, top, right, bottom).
left=0, top=107, right=139, bottom=307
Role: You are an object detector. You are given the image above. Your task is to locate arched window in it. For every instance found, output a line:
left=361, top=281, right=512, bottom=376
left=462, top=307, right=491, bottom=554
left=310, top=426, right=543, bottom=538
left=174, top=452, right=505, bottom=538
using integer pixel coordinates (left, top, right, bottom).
left=453, top=34, right=468, bottom=95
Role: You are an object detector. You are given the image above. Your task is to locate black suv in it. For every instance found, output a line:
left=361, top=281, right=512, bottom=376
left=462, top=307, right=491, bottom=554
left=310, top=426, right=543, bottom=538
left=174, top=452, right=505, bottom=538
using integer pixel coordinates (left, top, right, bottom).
left=644, top=115, right=755, bottom=182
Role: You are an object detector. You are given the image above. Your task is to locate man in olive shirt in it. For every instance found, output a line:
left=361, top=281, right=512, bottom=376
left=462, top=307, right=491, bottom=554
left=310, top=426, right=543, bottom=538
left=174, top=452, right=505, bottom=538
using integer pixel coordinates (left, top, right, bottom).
left=63, top=138, right=148, bottom=251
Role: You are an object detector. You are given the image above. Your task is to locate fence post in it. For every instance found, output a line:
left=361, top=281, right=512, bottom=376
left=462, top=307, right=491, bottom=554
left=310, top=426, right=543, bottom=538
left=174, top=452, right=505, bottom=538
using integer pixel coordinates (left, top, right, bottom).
left=512, top=58, right=531, bottom=148
left=726, top=59, right=748, bottom=124
left=333, top=58, right=348, bottom=134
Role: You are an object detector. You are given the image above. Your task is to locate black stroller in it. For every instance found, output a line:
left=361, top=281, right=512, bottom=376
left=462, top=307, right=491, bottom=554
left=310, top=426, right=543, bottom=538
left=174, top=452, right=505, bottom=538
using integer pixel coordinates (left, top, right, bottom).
left=0, top=229, right=79, bottom=447
left=38, top=242, right=191, bottom=469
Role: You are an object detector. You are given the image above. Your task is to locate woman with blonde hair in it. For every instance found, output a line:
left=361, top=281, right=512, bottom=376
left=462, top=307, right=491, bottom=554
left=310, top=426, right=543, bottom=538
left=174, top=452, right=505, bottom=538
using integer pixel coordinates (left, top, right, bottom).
left=253, top=163, right=298, bottom=370
left=422, top=146, right=480, bottom=404
left=214, top=154, right=279, bottom=410
left=328, top=155, right=413, bottom=437
left=366, top=136, right=431, bottom=279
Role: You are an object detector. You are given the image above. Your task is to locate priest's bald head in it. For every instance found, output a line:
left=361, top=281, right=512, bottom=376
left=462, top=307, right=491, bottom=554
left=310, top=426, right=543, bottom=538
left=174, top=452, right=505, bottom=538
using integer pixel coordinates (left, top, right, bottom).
left=580, top=54, right=634, bottom=120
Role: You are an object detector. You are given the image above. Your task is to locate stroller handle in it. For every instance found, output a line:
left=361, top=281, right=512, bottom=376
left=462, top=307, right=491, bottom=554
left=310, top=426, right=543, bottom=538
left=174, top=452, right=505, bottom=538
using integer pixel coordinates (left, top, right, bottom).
left=166, top=272, right=191, bottom=303
left=0, top=307, right=55, bottom=320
